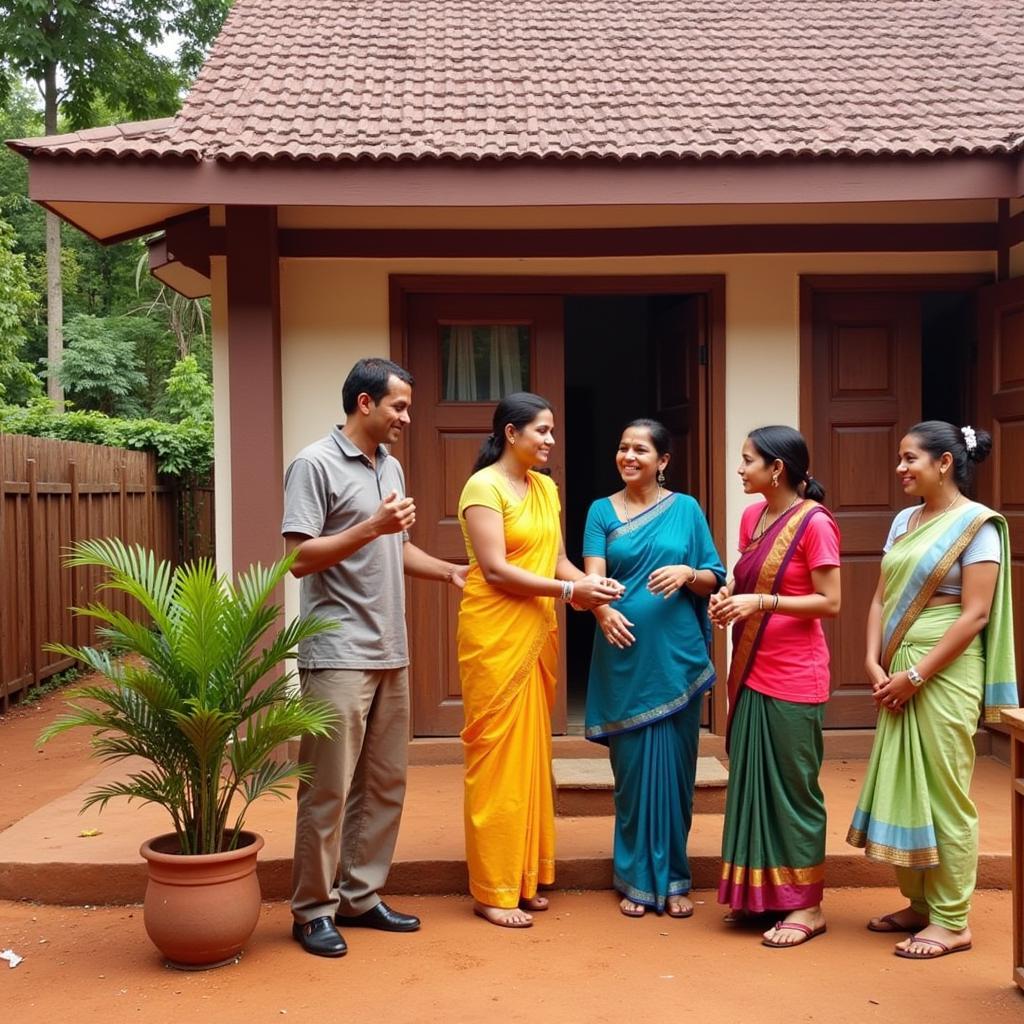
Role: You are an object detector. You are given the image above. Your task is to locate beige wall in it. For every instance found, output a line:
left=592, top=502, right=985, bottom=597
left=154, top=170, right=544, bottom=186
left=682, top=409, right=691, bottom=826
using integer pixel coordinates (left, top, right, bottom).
left=210, top=249, right=982, bottom=619
left=210, top=257, right=232, bottom=577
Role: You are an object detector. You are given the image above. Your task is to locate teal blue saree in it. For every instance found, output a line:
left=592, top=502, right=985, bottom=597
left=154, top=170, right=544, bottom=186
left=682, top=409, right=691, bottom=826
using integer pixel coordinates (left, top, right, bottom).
left=583, top=492, right=725, bottom=909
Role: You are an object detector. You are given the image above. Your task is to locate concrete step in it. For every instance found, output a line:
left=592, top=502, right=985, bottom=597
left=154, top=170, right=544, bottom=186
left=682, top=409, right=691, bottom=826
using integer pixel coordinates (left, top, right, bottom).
left=0, top=759, right=1010, bottom=905
left=554, top=757, right=728, bottom=816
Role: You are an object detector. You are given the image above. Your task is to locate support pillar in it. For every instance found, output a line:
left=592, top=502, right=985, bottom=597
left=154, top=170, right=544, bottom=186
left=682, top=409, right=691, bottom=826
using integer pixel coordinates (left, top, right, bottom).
left=225, top=206, right=283, bottom=577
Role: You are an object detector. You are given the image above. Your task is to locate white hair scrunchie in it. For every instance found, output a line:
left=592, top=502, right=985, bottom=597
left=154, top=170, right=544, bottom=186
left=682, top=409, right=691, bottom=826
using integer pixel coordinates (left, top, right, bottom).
left=961, top=425, right=977, bottom=452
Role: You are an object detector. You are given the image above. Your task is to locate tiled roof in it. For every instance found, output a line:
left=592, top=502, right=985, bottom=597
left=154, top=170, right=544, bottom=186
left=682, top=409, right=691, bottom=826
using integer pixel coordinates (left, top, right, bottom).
left=11, top=0, right=1024, bottom=162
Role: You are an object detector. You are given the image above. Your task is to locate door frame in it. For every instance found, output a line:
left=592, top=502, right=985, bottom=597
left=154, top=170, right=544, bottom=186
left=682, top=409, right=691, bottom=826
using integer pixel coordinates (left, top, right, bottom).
left=798, top=272, right=994, bottom=727
left=389, top=273, right=729, bottom=734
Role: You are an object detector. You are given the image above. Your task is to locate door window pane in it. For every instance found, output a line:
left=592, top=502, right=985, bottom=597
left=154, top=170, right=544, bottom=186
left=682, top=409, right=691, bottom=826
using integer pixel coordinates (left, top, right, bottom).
left=441, top=324, right=530, bottom=401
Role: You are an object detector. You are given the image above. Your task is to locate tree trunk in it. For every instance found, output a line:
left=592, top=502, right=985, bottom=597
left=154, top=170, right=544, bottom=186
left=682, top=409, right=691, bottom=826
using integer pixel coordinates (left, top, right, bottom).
left=43, top=63, right=63, bottom=409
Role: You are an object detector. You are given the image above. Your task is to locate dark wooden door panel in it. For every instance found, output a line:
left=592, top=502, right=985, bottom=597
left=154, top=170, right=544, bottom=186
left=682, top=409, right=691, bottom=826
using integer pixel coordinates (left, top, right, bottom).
left=405, top=293, right=565, bottom=736
left=977, top=277, right=1024, bottom=697
left=811, top=292, right=921, bottom=727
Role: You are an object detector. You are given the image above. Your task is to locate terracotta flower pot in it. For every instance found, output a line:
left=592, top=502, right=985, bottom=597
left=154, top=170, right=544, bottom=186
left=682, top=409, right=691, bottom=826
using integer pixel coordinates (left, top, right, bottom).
left=139, top=831, right=266, bottom=969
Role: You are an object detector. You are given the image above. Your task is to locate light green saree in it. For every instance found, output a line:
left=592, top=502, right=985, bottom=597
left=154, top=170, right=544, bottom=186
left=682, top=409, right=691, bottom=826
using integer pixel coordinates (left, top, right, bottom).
left=848, top=502, right=1017, bottom=868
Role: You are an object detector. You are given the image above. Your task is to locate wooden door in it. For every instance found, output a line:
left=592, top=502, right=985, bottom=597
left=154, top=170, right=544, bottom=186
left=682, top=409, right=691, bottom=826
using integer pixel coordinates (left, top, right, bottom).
left=651, top=294, right=716, bottom=726
left=811, top=292, right=922, bottom=727
left=404, top=293, right=566, bottom=736
left=976, top=277, right=1024, bottom=695
left=652, top=295, right=706, bottom=499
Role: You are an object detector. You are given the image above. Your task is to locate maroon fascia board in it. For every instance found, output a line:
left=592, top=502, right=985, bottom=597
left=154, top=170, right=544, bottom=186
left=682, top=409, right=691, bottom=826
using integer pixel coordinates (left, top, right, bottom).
left=21, top=151, right=1024, bottom=209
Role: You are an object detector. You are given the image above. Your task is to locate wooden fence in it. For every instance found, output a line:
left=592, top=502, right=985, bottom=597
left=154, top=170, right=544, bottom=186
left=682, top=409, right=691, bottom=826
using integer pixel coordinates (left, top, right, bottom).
left=1, top=434, right=214, bottom=709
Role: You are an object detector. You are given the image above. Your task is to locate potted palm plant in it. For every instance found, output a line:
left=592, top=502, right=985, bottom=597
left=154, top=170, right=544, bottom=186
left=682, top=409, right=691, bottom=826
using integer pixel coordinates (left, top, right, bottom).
left=41, top=538, right=338, bottom=969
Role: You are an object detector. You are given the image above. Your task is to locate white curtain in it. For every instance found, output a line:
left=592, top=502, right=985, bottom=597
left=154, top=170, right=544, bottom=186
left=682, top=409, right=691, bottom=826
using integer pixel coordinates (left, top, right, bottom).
left=489, top=325, right=522, bottom=399
left=445, top=325, right=524, bottom=400
left=445, top=325, right=478, bottom=401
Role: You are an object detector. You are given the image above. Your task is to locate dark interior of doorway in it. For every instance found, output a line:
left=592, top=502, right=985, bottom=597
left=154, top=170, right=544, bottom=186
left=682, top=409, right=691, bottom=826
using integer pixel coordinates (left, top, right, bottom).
left=921, top=290, right=974, bottom=440
left=562, top=293, right=700, bottom=732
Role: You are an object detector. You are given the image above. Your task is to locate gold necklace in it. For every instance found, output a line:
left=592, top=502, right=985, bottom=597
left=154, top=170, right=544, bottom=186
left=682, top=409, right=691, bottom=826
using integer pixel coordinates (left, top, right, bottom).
left=911, top=491, right=961, bottom=531
left=751, top=494, right=801, bottom=541
left=498, top=462, right=528, bottom=500
left=621, top=485, right=662, bottom=522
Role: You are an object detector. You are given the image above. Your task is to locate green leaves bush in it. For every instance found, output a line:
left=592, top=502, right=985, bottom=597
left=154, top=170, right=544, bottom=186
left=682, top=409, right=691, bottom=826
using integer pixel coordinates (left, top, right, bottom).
left=0, top=397, right=213, bottom=478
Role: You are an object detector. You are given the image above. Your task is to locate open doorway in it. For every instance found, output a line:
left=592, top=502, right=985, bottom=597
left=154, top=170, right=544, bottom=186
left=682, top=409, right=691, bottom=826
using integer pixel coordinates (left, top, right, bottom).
left=563, top=293, right=709, bottom=732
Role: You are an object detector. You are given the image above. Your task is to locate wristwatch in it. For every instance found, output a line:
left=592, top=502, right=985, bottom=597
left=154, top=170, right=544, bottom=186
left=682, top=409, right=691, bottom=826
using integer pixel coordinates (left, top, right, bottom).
left=907, top=665, right=925, bottom=688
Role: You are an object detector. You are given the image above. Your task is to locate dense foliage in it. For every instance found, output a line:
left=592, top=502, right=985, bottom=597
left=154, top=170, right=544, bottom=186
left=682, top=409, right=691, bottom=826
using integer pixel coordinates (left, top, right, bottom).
left=0, top=397, right=213, bottom=477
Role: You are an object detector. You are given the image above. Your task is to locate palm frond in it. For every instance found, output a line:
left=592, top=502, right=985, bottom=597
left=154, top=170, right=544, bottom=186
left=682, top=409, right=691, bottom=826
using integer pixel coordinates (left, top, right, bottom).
left=41, top=543, right=341, bottom=855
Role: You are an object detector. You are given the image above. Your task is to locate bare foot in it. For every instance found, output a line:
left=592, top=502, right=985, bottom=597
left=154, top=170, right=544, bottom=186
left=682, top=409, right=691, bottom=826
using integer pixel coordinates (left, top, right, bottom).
left=895, top=924, right=972, bottom=958
left=520, top=895, right=549, bottom=912
left=867, top=906, right=928, bottom=933
left=665, top=895, right=693, bottom=918
left=473, top=902, right=533, bottom=928
left=762, top=906, right=826, bottom=947
left=619, top=897, right=646, bottom=918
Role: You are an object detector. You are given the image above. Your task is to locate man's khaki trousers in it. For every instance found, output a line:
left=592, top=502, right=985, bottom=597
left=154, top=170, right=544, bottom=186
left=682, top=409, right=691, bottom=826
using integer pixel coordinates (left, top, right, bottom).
left=291, top=667, right=409, bottom=923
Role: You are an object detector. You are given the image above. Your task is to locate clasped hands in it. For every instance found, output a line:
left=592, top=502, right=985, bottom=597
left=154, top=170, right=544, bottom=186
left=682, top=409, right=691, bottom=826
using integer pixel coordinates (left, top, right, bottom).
left=592, top=564, right=697, bottom=649
left=708, top=587, right=759, bottom=629
left=867, top=661, right=917, bottom=714
left=572, top=573, right=625, bottom=612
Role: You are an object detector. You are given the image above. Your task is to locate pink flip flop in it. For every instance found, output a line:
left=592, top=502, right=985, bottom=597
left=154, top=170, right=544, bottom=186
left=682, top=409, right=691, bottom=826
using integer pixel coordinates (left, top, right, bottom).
left=761, top=920, right=827, bottom=948
left=894, top=936, right=972, bottom=960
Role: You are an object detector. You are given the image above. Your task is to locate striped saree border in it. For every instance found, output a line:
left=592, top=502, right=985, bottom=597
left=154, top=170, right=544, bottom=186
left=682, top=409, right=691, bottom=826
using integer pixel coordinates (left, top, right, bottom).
left=606, top=492, right=677, bottom=542
left=881, top=507, right=993, bottom=671
left=585, top=661, right=715, bottom=739
left=725, top=500, right=821, bottom=718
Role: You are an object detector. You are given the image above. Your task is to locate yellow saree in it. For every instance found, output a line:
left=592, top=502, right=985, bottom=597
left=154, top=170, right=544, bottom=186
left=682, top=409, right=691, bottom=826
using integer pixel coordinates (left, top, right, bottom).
left=457, top=466, right=560, bottom=907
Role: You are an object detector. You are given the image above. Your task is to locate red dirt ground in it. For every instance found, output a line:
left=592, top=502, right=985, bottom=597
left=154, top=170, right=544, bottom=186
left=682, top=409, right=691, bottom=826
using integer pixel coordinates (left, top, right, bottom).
left=1, top=685, right=1022, bottom=1024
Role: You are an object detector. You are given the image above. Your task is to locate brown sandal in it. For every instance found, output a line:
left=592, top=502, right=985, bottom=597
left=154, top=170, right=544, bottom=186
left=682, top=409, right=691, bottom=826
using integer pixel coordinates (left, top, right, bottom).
left=894, top=936, right=972, bottom=960
left=665, top=898, right=693, bottom=919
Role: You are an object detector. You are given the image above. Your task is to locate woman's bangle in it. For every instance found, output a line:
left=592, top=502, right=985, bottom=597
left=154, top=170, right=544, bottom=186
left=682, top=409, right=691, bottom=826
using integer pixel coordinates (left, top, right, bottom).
left=907, top=665, right=925, bottom=688
left=773, top=594, right=780, bottom=611
left=559, top=579, right=575, bottom=603
left=685, top=567, right=698, bottom=586
left=758, top=593, right=764, bottom=611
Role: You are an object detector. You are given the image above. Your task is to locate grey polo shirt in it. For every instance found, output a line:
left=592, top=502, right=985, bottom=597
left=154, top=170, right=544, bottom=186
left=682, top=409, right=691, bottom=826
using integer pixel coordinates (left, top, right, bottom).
left=282, top=426, right=409, bottom=670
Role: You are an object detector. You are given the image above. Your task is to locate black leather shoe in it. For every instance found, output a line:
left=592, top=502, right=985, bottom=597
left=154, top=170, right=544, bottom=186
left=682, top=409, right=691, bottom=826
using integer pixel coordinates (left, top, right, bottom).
left=292, top=916, right=348, bottom=957
left=335, top=901, right=420, bottom=932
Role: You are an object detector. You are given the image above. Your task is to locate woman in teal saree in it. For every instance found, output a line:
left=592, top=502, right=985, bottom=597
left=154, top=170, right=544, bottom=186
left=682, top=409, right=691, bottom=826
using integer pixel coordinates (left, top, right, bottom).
left=583, top=420, right=725, bottom=918
left=848, top=421, right=1017, bottom=960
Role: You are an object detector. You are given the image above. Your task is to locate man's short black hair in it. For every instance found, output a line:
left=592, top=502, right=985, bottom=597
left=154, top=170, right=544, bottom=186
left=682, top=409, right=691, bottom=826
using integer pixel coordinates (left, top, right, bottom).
left=342, top=358, right=415, bottom=414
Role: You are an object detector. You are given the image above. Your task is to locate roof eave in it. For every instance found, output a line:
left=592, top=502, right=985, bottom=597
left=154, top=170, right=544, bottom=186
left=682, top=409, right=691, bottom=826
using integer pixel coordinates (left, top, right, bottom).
left=17, top=149, right=1024, bottom=220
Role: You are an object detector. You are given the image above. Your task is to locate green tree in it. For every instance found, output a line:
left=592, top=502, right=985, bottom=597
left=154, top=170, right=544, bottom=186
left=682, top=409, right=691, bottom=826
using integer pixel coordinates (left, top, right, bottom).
left=57, top=313, right=160, bottom=417
left=162, top=354, right=213, bottom=423
left=0, top=1, right=232, bottom=407
left=0, top=213, right=42, bottom=402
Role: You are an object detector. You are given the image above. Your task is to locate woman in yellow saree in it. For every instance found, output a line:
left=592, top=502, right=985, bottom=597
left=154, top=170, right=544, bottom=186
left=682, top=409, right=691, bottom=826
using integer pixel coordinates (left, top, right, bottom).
left=458, top=393, right=622, bottom=928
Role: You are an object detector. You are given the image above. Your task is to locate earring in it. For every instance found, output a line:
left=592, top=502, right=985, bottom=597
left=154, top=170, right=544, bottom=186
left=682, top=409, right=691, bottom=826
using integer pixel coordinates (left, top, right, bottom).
left=939, top=468, right=945, bottom=486
left=510, top=437, right=516, bottom=446
left=771, top=473, right=779, bottom=488
left=657, top=469, right=666, bottom=486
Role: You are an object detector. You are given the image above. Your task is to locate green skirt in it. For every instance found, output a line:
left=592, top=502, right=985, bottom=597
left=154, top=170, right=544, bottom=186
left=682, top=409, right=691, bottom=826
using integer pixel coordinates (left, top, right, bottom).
left=718, top=689, right=826, bottom=912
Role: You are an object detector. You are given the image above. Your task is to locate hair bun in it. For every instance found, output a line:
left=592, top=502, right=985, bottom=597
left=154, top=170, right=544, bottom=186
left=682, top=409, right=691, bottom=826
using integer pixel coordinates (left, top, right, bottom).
left=961, top=425, right=993, bottom=464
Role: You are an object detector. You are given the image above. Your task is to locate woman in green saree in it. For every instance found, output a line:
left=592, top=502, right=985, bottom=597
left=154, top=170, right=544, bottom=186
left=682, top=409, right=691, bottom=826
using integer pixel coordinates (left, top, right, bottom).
left=848, top=421, right=1017, bottom=960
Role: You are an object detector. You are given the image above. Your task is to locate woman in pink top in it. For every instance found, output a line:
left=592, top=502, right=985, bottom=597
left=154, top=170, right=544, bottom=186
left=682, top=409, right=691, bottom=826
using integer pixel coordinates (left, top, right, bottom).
left=709, top=426, right=841, bottom=948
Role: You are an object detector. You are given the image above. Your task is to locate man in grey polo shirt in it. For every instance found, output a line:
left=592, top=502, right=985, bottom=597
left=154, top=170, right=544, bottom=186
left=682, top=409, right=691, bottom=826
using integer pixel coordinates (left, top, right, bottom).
left=283, top=357, right=466, bottom=958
